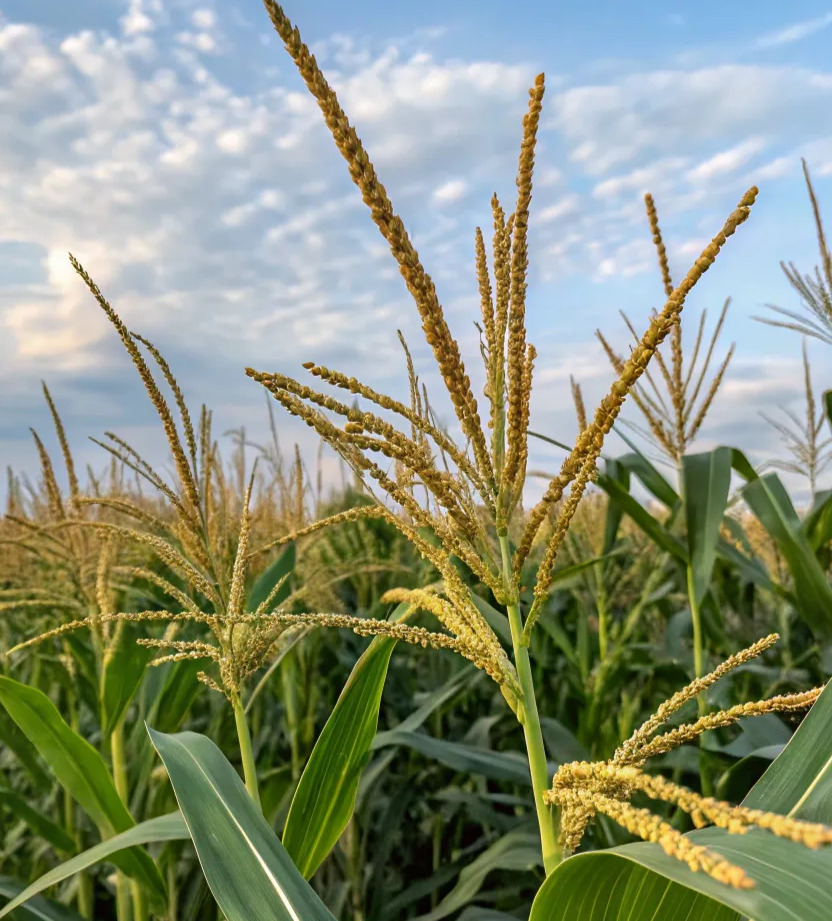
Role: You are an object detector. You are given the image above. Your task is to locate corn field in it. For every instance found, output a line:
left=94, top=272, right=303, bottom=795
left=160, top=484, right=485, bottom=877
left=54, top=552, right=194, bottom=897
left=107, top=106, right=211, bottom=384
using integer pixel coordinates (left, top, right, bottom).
left=2, top=3, right=832, bottom=920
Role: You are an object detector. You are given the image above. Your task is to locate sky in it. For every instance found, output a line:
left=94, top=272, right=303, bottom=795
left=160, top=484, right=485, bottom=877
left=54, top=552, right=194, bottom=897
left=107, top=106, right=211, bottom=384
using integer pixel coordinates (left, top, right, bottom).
left=2, top=0, right=832, bottom=525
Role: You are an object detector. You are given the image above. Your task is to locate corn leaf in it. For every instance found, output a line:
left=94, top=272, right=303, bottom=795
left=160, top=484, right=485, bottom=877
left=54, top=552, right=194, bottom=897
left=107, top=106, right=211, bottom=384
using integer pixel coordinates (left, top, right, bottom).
left=282, top=601, right=412, bottom=879
left=0, top=813, right=187, bottom=920
left=410, top=827, right=541, bottom=921
left=144, top=658, right=203, bottom=735
left=247, top=541, right=295, bottom=614
left=0, top=677, right=166, bottom=906
left=741, top=472, right=832, bottom=636
left=594, top=470, right=687, bottom=562
left=0, top=876, right=87, bottom=921
left=528, top=680, right=832, bottom=920
left=682, top=447, right=733, bottom=609
left=372, top=729, right=533, bottom=785
left=740, top=679, right=832, bottom=819
left=0, top=708, right=51, bottom=792
left=148, top=728, right=337, bottom=921
left=0, top=789, right=74, bottom=852
left=529, top=826, right=832, bottom=921
left=606, top=428, right=681, bottom=510
left=801, top=488, right=832, bottom=553
left=100, top=620, right=155, bottom=735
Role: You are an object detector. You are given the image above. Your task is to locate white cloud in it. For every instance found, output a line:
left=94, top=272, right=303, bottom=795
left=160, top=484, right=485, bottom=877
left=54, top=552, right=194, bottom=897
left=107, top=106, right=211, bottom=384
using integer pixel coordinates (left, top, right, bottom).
left=175, top=31, right=219, bottom=54
left=433, top=179, right=467, bottom=204
left=2, top=6, right=832, bottom=513
left=686, top=137, right=767, bottom=183
left=216, top=128, right=248, bottom=152
left=752, top=12, right=832, bottom=51
left=120, top=0, right=164, bottom=37
left=549, top=66, right=832, bottom=177
left=746, top=155, right=794, bottom=183
left=536, top=194, right=580, bottom=224
left=592, top=157, right=690, bottom=200
left=191, top=9, right=217, bottom=31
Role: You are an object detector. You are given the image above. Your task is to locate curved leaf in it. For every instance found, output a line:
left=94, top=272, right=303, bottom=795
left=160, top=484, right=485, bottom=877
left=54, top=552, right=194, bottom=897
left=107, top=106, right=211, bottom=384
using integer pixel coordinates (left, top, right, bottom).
left=101, top=620, right=154, bottom=735
left=248, top=542, right=295, bottom=614
left=0, top=789, right=74, bottom=852
left=600, top=457, right=630, bottom=553
left=801, top=489, right=832, bottom=552
left=0, top=677, right=165, bottom=904
left=529, top=846, right=737, bottom=921
left=148, top=728, right=336, bottom=921
left=145, top=658, right=202, bottom=735
left=385, top=666, right=478, bottom=736
left=411, top=827, right=541, bottom=921
left=606, top=431, right=680, bottom=510
left=372, top=729, right=533, bottom=786
left=282, top=602, right=413, bottom=879
left=714, top=533, right=792, bottom=602
left=716, top=745, right=785, bottom=804
left=682, top=448, right=733, bottom=608
left=742, top=473, right=832, bottom=636
left=595, top=471, right=687, bottom=562
left=529, top=827, right=832, bottom=920
left=0, top=813, right=187, bottom=920
left=0, top=877, right=86, bottom=921
left=0, top=708, right=51, bottom=793
left=529, top=681, right=832, bottom=920
left=741, top=678, right=832, bottom=820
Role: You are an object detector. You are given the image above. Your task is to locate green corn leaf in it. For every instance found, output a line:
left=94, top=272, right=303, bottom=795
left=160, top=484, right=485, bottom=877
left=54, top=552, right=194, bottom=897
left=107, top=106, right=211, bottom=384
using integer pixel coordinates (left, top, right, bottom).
left=595, top=470, right=688, bottom=562
left=410, top=827, right=541, bottom=921
left=145, top=658, right=203, bottom=735
left=247, top=541, right=295, bottom=614
left=148, top=728, right=337, bottom=921
left=372, top=729, right=533, bottom=785
left=741, top=473, right=832, bottom=636
left=682, top=447, right=733, bottom=609
left=0, top=876, right=88, bottom=921
left=100, top=619, right=155, bottom=735
left=529, top=827, right=832, bottom=920
left=527, top=680, right=832, bottom=920
left=380, top=666, right=478, bottom=737
left=0, top=677, right=166, bottom=906
left=740, top=678, right=832, bottom=820
left=607, top=428, right=681, bottom=510
left=282, top=601, right=413, bottom=879
left=0, top=813, right=187, bottom=920
left=0, top=708, right=51, bottom=793
left=600, top=456, right=630, bottom=553
left=801, top=488, right=832, bottom=553
left=0, top=789, right=75, bottom=852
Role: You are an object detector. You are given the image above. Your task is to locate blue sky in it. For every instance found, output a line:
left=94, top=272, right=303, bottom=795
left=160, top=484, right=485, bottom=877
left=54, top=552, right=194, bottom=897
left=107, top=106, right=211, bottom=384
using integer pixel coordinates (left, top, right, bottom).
left=2, top=0, right=832, bottom=520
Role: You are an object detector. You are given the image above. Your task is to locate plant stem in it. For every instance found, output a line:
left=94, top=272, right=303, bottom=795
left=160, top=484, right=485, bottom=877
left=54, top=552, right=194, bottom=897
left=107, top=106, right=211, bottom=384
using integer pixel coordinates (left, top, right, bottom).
left=281, top=653, right=301, bottom=782
left=233, top=691, right=262, bottom=808
left=166, top=854, right=178, bottom=921
left=499, top=535, right=561, bottom=875
left=431, top=693, right=443, bottom=909
left=596, top=568, right=610, bottom=664
left=686, top=564, right=713, bottom=796
left=687, top=566, right=706, bottom=713
left=677, top=464, right=712, bottom=796
left=65, top=688, right=94, bottom=918
left=110, top=720, right=133, bottom=921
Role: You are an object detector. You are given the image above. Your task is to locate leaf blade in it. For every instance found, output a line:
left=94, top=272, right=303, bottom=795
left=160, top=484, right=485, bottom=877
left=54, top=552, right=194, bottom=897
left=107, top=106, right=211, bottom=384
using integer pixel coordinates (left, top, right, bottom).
left=148, top=728, right=337, bottom=921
